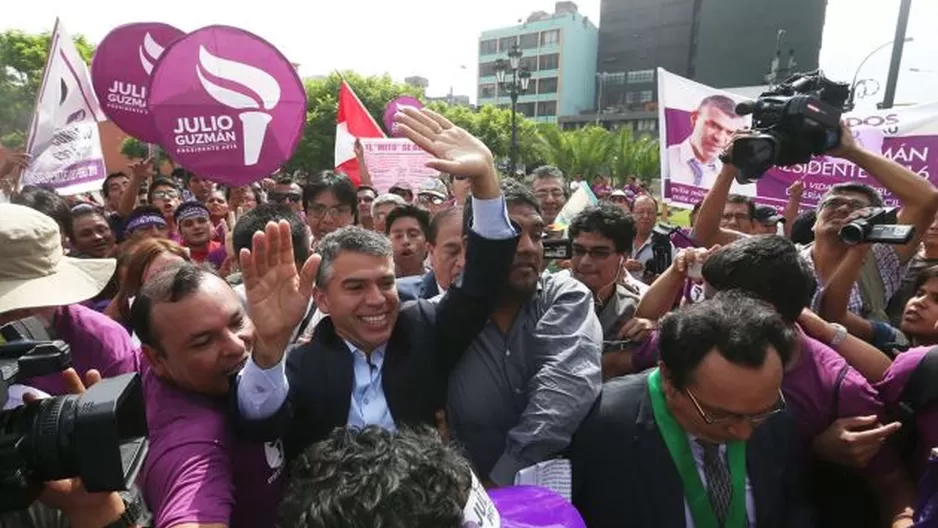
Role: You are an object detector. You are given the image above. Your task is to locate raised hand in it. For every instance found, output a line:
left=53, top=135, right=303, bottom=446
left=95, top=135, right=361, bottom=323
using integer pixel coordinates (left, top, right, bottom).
left=240, top=220, right=321, bottom=368
left=394, top=107, right=498, bottom=198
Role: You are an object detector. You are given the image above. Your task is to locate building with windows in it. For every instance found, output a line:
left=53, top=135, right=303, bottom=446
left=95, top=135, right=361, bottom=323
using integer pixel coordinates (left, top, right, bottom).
left=477, top=2, right=599, bottom=123
left=560, top=0, right=827, bottom=135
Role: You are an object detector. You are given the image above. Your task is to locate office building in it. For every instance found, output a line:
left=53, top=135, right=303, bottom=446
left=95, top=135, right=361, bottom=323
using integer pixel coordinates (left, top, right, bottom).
left=477, top=1, right=599, bottom=123
left=560, top=0, right=827, bottom=134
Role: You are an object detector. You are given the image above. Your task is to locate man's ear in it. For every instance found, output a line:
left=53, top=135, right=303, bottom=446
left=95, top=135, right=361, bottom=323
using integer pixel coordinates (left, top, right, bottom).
left=313, top=286, right=330, bottom=315
left=142, top=344, right=169, bottom=378
left=689, top=110, right=700, bottom=129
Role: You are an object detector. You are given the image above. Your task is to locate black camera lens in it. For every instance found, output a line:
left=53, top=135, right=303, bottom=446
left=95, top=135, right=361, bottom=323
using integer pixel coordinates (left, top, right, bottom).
left=839, top=222, right=866, bottom=245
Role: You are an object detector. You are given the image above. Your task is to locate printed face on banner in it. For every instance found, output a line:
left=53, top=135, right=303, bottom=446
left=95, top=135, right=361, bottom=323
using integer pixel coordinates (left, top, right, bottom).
left=659, top=68, right=938, bottom=211
left=91, top=23, right=185, bottom=143
left=147, top=25, right=307, bottom=186
left=384, top=96, right=424, bottom=137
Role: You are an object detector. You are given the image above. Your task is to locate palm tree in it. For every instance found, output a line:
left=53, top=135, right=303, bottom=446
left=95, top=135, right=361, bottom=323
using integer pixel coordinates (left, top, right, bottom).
left=535, top=125, right=612, bottom=183
left=607, top=127, right=659, bottom=185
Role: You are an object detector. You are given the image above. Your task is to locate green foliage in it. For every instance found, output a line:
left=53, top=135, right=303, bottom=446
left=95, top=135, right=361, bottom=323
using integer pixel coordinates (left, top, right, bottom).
left=120, top=137, right=148, bottom=160
left=535, top=125, right=660, bottom=185
left=0, top=29, right=95, bottom=149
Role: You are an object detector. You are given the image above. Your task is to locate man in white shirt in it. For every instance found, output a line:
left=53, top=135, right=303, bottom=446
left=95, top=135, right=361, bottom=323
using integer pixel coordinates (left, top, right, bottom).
left=667, top=95, right=751, bottom=195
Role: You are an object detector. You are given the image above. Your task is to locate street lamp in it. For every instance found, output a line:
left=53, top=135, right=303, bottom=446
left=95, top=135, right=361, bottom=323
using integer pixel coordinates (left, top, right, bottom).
left=846, top=36, right=914, bottom=111
left=494, top=44, right=532, bottom=178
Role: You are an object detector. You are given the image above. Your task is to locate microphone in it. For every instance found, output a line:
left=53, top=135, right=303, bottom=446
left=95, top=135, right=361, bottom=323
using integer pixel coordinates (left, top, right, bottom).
left=734, top=100, right=756, bottom=116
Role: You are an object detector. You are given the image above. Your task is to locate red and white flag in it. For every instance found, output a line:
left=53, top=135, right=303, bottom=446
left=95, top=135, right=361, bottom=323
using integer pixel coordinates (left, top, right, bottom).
left=334, top=80, right=385, bottom=186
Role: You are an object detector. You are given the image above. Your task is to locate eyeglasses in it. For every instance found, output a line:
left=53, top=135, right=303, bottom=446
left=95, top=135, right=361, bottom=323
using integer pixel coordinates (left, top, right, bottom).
left=721, top=212, right=751, bottom=222
left=152, top=190, right=179, bottom=200
left=534, top=190, right=565, bottom=200
left=685, top=387, right=786, bottom=425
left=572, top=244, right=615, bottom=260
left=819, top=196, right=871, bottom=212
left=308, top=203, right=353, bottom=218
left=418, top=194, right=444, bottom=206
left=270, top=191, right=302, bottom=203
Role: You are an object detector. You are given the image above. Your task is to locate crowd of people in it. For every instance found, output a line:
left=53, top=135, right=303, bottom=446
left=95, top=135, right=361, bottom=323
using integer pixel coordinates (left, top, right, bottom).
left=1, top=106, right=938, bottom=527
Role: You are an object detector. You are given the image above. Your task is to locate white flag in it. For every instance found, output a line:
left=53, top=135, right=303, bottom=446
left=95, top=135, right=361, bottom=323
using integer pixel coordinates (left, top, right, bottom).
left=21, top=19, right=107, bottom=196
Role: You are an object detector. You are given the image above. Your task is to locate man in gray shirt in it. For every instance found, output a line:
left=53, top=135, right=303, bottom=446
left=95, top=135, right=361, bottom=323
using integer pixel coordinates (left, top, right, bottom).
left=446, top=180, right=603, bottom=486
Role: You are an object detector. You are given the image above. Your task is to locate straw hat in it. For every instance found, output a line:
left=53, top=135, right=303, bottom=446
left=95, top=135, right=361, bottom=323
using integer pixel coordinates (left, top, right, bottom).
left=0, top=204, right=116, bottom=314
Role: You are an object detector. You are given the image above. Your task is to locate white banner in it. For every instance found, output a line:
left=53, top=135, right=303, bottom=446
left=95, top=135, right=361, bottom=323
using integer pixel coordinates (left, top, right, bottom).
left=21, top=19, right=107, bottom=196
left=360, top=138, right=439, bottom=193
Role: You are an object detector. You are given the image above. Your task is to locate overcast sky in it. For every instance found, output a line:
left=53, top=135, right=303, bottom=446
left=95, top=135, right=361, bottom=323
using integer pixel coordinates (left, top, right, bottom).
left=2, top=0, right=935, bottom=109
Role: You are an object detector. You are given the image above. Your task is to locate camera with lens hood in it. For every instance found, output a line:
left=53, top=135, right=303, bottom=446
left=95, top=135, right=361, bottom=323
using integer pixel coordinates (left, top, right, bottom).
left=0, top=318, right=148, bottom=512
left=724, top=70, right=852, bottom=183
left=839, top=207, right=915, bottom=245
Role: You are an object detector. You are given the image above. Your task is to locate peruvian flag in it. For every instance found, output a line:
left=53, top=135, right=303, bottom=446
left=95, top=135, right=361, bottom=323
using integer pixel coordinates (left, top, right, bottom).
left=334, top=80, right=385, bottom=186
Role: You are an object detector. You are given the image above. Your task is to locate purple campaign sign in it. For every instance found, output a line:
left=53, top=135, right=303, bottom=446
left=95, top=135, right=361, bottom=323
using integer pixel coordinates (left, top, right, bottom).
left=91, top=23, right=185, bottom=143
left=489, top=486, right=586, bottom=528
left=147, top=25, right=307, bottom=186
left=384, top=96, right=423, bottom=137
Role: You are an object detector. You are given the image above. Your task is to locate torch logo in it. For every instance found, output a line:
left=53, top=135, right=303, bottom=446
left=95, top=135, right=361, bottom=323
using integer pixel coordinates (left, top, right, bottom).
left=139, top=32, right=167, bottom=75
left=195, top=46, right=282, bottom=166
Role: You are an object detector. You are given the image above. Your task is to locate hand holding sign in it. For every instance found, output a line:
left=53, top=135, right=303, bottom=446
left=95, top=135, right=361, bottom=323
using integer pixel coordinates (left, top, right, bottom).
left=393, top=107, right=499, bottom=200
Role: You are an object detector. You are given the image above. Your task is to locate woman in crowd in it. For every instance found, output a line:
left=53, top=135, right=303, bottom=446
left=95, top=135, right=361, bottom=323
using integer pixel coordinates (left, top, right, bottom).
left=105, top=238, right=190, bottom=332
left=206, top=189, right=230, bottom=242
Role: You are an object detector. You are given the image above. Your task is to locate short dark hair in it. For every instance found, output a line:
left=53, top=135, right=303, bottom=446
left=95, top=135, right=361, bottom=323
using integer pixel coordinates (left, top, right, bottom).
left=130, top=261, right=215, bottom=352
left=462, top=178, right=541, bottom=230
left=660, top=289, right=796, bottom=391
left=698, top=94, right=737, bottom=116
left=148, top=177, right=179, bottom=203
left=275, top=176, right=297, bottom=187
left=316, top=226, right=393, bottom=286
left=303, top=171, right=358, bottom=223
left=790, top=209, right=817, bottom=245
left=67, top=204, right=109, bottom=240
left=233, top=203, right=310, bottom=267
left=101, top=172, right=128, bottom=198
left=428, top=206, right=463, bottom=245
left=384, top=205, right=431, bottom=238
left=12, top=186, right=70, bottom=235
left=726, top=194, right=755, bottom=220
left=822, top=182, right=884, bottom=208
left=702, top=235, right=817, bottom=323
left=569, top=203, right=636, bottom=254
left=913, top=264, right=938, bottom=293
left=277, top=426, right=471, bottom=528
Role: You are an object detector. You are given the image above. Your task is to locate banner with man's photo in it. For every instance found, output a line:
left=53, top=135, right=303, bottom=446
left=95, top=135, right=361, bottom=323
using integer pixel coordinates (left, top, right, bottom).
left=657, top=67, right=938, bottom=210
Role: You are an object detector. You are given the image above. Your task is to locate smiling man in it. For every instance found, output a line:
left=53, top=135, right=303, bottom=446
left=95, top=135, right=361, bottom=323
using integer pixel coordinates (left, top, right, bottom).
left=131, top=262, right=285, bottom=528
left=174, top=201, right=226, bottom=269
left=231, top=107, right=520, bottom=464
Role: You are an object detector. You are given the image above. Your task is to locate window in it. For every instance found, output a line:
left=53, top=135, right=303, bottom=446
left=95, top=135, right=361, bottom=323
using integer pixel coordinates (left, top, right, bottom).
left=517, top=102, right=536, bottom=117
left=537, top=101, right=557, bottom=116
left=538, top=77, right=558, bottom=94
left=519, top=33, right=539, bottom=50
left=538, top=53, right=559, bottom=71
left=479, top=84, right=496, bottom=99
left=540, top=29, right=560, bottom=46
left=479, top=39, right=498, bottom=55
left=499, top=36, right=517, bottom=52
left=640, top=90, right=653, bottom=102
left=519, top=56, right=538, bottom=72
left=636, top=119, right=657, bottom=132
left=627, top=69, right=655, bottom=84
left=479, top=61, right=496, bottom=77
left=626, top=91, right=638, bottom=104
left=600, top=72, right=626, bottom=85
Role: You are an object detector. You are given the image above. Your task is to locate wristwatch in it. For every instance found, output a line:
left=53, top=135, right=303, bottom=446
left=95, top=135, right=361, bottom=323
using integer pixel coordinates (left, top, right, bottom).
left=829, top=323, right=848, bottom=349
left=104, top=490, right=144, bottom=528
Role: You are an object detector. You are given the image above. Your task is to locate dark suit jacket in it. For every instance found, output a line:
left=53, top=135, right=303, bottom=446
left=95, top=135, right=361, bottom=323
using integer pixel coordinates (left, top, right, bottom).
left=571, top=372, right=815, bottom=528
left=397, top=271, right=439, bottom=301
left=232, top=230, right=518, bottom=462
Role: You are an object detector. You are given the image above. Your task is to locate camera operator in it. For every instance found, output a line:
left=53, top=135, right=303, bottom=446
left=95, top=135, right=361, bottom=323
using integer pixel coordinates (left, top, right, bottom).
left=0, top=205, right=139, bottom=396
left=626, top=195, right=676, bottom=284
left=693, top=123, right=938, bottom=322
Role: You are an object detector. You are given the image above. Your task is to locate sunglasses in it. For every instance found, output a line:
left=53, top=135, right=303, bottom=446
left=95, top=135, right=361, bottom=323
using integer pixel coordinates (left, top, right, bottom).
left=270, top=191, right=302, bottom=203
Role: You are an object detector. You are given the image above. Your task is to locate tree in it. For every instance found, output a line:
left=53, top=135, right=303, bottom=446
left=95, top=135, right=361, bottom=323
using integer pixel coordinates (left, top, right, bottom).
left=0, top=30, right=95, bottom=149
left=533, top=125, right=660, bottom=185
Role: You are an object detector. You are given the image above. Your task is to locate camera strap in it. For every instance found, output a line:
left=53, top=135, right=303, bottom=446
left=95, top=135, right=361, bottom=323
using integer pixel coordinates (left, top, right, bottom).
left=856, top=253, right=890, bottom=324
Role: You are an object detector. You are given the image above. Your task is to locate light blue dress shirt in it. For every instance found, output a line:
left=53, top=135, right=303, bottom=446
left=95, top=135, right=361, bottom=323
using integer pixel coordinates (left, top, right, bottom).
left=345, top=341, right=396, bottom=431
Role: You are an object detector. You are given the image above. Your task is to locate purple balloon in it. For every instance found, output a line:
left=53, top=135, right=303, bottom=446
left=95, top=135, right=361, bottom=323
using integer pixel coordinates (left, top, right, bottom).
left=91, top=23, right=185, bottom=143
left=489, top=486, right=586, bottom=528
left=384, top=96, right=424, bottom=137
left=147, top=25, right=307, bottom=186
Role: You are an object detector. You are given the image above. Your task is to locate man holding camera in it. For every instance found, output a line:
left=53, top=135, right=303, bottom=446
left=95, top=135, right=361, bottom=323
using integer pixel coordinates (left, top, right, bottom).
left=694, top=122, right=938, bottom=322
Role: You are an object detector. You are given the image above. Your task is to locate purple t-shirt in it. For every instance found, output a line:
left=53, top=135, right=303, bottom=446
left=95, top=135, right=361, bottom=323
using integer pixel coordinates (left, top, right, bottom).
left=784, top=332, right=898, bottom=475
left=24, top=304, right=140, bottom=396
left=139, top=362, right=284, bottom=528
left=875, top=346, right=937, bottom=472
